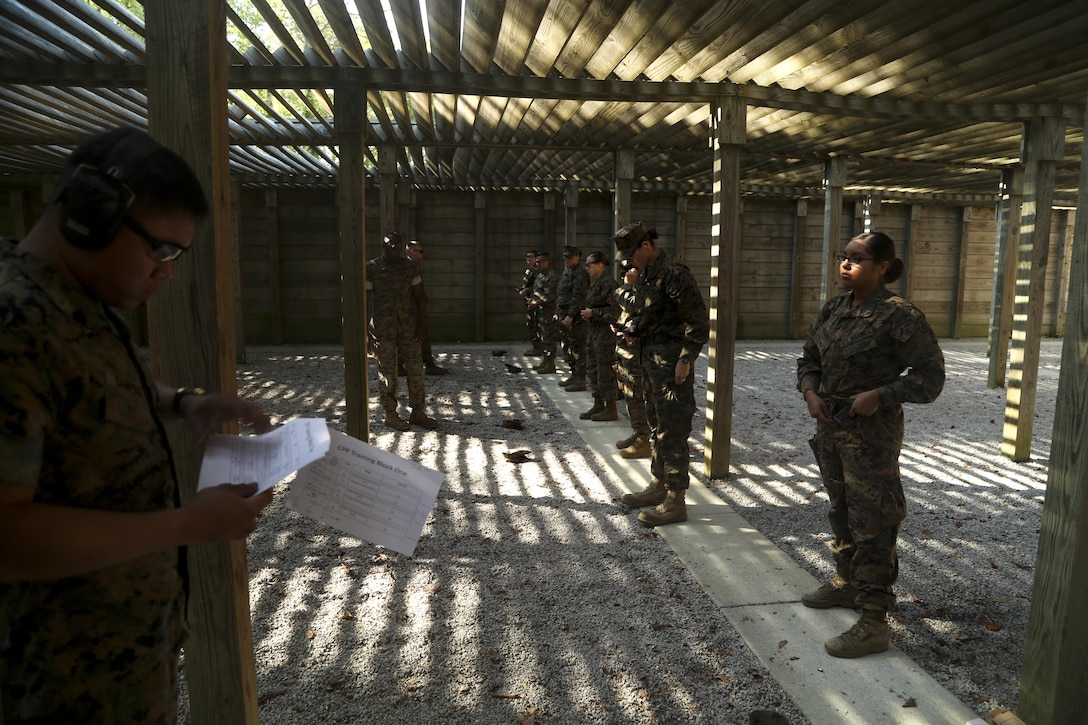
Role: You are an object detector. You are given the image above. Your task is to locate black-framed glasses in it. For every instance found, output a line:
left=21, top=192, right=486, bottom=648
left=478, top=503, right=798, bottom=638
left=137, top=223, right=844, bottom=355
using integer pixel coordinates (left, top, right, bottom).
left=123, top=216, right=189, bottom=262
left=835, top=253, right=875, bottom=266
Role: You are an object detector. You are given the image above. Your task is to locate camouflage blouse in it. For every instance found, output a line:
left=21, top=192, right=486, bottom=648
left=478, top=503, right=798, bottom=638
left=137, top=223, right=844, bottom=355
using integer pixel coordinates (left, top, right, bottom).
left=0, top=239, right=185, bottom=721
left=797, top=287, right=945, bottom=407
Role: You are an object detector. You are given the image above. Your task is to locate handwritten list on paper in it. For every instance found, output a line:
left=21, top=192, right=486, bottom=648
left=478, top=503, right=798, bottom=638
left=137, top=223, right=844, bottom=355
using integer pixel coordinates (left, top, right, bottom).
left=285, top=430, right=443, bottom=557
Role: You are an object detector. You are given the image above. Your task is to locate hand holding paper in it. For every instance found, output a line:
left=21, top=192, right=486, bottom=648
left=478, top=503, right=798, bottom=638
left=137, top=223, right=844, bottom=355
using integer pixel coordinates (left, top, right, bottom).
left=197, top=418, right=331, bottom=494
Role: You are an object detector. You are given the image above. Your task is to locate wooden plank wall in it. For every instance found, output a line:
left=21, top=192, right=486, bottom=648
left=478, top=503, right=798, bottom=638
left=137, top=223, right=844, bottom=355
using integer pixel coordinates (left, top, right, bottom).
left=0, top=187, right=1069, bottom=345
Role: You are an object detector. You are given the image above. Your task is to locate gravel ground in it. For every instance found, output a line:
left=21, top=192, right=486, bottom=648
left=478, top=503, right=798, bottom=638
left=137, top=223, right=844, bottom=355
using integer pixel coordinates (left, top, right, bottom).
left=176, top=338, right=1057, bottom=724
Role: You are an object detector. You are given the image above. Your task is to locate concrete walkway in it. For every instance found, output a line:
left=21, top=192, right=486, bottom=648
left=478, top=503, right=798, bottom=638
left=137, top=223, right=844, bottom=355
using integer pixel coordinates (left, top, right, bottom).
left=526, top=358, right=982, bottom=725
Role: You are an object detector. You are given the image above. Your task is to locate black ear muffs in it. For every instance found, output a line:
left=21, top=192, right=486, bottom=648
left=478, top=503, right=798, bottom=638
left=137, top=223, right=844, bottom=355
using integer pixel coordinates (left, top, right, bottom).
left=54, top=130, right=164, bottom=250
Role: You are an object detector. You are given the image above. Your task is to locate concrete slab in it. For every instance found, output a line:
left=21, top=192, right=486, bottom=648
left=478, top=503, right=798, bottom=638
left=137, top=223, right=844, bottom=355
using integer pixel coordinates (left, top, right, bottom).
left=521, top=355, right=982, bottom=725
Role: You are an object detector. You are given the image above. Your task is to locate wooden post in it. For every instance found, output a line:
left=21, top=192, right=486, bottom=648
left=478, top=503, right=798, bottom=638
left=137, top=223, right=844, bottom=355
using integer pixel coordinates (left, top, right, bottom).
left=564, top=181, right=579, bottom=249
left=542, top=193, right=556, bottom=256
left=675, top=195, right=689, bottom=263
left=1003, top=116, right=1065, bottom=461
left=613, top=148, right=633, bottom=243
left=903, top=204, right=921, bottom=300
left=379, top=145, right=396, bottom=235
left=265, top=190, right=284, bottom=345
left=1053, top=209, right=1072, bottom=337
left=1018, top=94, right=1088, bottom=725
left=336, top=83, right=369, bottom=442
left=865, top=192, right=881, bottom=232
left=143, top=1, right=258, bottom=722
left=703, top=93, right=745, bottom=478
left=474, top=191, right=487, bottom=341
left=988, top=169, right=1024, bottom=387
left=230, top=179, right=247, bottom=362
left=788, top=199, right=807, bottom=339
left=821, top=157, right=847, bottom=302
left=396, top=183, right=414, bottom=241
left=952, top=206, right=972, bottom=339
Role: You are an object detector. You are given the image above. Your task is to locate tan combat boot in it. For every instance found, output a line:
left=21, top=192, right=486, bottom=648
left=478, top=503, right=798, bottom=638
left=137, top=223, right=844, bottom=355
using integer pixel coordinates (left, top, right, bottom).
left=620, top=477, right=667, bottom=507
left=638, top=489, right=687, bottom=527
left=384, top=410, right=410, bottom=431
left=579, top=396, right=605, bottom=419
left=564, top=376, right=587, bottom=392
left=591, top=400, right=618, bottom=421
left=534, top=354, right=556, bottom=374
left=825, top=609, right=889, bottom=658
left=801, top=575, right=861, bottom=609
left=409, top=408, right=438, bottom=430
left=615, top=432, right=640, bottom=449
left=619, top=435, right=651, bottom=459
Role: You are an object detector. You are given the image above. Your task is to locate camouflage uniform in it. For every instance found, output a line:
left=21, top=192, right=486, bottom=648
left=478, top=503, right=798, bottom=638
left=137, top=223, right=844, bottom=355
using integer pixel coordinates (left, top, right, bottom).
left=519, top=263, right=540, bottom=349
left=555, top=262, right=589, bottom=377
left=584, top=274, right=620, bottom=401
left=365, top=254, right=426, bottom=413
left=615, top=281, right=650, bottom=438
left=797, top=287, right=945, bottom=613
left=0, top=240, right=186, bottom=723
left=530, top=266, right=559, bottom=355
left=629, top=251, right=709, bottom=490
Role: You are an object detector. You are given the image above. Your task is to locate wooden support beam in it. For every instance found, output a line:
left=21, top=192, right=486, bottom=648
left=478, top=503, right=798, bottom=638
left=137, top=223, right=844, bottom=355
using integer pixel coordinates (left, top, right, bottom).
left=142, top=1, right=258, bottom=722
left=865, top=193, right=881, bottom=232
left=613, top=148, right=633, bottom=253
left=564, top=181, right=579, bottom=250
left=335, top=82, right=369, bottom=442
left=903, top=204, right=921, bottom=300
left=542, top=192, right=556, bottom=257
left=474, top=191, right=487, bottom=341
left=952, top=206, right=972, bottom=339
left=1053, top=209, right=1072, bottom=337
left=1003, top=116, right=1065, bottom=461
left=396, top=182, right=414, bottom=240
left=821, top=157, right=847, bottom=302
left=788, top=200, right=807, bottom=340
left=379, top=145, right=396, bottom=235
left=988, top=169, right=1024, bottom=387
left=231, top=178, right=246, bottom=362
left=703, top=95, right=745, bottom=479
left=265, top=190, right=284, bottom=345
left=674, top=195, right=689, bottom=263
left=1018, top=91, right=1088, bottom=725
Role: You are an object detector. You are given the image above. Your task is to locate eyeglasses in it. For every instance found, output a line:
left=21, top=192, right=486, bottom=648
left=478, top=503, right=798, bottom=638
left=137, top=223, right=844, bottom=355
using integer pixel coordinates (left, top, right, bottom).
left=123, top=217, right=189, bottom=262
left=835, top=253, right=875, bottom=266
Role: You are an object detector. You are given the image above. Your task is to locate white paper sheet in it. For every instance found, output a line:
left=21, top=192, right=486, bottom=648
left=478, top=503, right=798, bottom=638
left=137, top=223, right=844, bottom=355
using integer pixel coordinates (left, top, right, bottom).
left=285, top=429, right=444, bottom=557
left=197, top=418, right=331, bottom=494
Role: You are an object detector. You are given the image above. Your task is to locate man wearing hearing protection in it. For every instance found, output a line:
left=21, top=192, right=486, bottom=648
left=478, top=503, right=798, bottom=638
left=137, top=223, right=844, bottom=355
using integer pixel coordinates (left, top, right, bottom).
left=0, top=127, right=274, bottom=724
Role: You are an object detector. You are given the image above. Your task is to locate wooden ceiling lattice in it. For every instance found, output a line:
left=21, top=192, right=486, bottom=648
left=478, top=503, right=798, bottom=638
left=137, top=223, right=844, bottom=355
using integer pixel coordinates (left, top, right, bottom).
left=0, top=0, right=1085, bottom=203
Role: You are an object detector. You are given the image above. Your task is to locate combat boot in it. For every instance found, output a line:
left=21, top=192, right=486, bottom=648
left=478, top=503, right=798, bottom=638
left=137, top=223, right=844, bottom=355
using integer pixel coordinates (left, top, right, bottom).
left=638, top=489, right=687, bottom=527
left=591, top=400, right=618, bottom=421
left=825, top=609, right=889, bottom=658
left=802, top=576, right=860, bottom=609
left=579, top=396, right=605, bottom=419
left=524, top=346, right=544, bottom=356
left=384, top=410, right=410, bottom=431
left=564, top=376, right=587, bottom=392
left=409, top=408, right=439, bottom=430
left=534, top=355, right=556, bottom=374
left=615, top=432, right=640, bottom=449
left=621, top=477, right=667, bottom=507
left=425, top=362, right=448, bottom=376
left=619, top=435, right=651, bottom=459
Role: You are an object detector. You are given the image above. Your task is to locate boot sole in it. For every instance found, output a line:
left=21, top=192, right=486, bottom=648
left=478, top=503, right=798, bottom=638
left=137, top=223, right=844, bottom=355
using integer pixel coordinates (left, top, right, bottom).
left=824, top=640, right=889, bottom=658
left=638, top=513, right=687, bottom=527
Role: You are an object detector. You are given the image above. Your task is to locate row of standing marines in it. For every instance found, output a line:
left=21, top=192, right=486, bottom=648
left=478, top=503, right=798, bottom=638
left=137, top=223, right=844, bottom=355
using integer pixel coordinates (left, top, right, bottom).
left=516, top=223, right=946, bottom=660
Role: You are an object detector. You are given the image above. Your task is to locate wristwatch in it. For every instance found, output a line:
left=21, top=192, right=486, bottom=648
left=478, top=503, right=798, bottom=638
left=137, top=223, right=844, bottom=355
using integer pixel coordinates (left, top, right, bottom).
left=172, top=387, right=206, bottom=415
